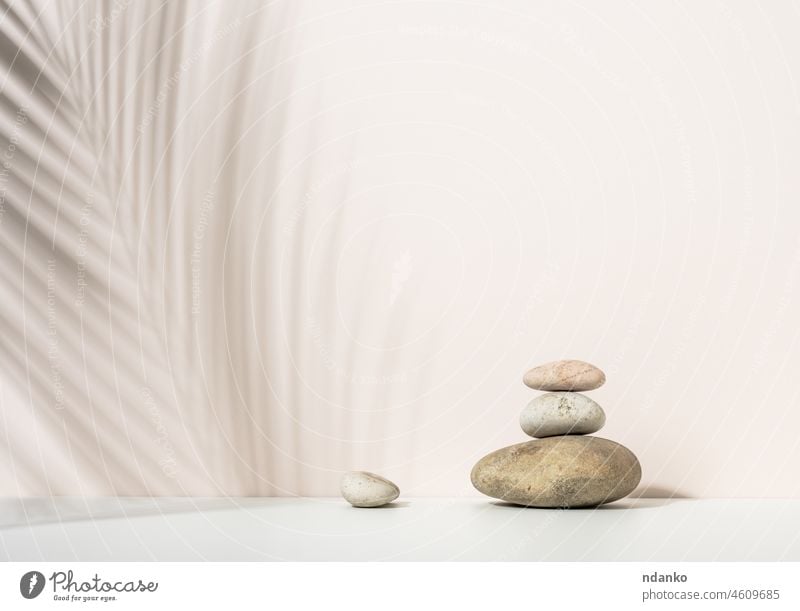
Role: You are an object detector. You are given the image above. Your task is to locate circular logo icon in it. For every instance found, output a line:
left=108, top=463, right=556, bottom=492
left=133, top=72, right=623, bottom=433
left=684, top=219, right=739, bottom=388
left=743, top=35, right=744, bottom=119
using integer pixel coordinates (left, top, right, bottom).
left=20, top=571, right=45, bottom=599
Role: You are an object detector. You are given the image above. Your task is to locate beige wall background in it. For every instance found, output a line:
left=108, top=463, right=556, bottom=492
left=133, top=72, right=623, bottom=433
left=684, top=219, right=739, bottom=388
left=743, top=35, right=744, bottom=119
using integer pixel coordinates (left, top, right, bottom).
left=1, top=0, right=799, bottom=498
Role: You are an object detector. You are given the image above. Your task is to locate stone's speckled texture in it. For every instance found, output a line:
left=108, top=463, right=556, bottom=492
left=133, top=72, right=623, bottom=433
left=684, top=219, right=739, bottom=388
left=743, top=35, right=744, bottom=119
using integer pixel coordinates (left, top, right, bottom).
left=520, top=392, right=606, bottom=438
left=471, top=436, right=641, bottom=507
left=523, top=359, right=606, bottom=391
left=340, top=471, right=400, bottom=507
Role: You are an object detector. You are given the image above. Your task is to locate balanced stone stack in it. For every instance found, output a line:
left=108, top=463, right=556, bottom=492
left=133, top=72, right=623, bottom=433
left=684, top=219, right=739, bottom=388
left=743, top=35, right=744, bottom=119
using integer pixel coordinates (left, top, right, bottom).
left=471, top=360, right=641, bottom=508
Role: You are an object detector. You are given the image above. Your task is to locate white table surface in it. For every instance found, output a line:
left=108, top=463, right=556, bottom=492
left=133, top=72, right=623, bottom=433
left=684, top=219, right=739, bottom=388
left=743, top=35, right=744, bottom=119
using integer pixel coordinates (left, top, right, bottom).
left=1, top=497, right=798, bottom=561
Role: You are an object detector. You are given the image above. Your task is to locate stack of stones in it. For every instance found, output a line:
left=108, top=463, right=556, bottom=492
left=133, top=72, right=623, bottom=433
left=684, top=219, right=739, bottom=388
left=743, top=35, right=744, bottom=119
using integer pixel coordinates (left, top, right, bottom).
left=471, top=360, right=641, bottom=508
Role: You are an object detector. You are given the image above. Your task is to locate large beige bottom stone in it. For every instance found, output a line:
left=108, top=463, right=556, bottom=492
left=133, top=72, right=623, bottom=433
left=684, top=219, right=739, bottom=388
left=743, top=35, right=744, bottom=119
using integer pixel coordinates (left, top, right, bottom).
left=471, top=436, right=641, bottom=507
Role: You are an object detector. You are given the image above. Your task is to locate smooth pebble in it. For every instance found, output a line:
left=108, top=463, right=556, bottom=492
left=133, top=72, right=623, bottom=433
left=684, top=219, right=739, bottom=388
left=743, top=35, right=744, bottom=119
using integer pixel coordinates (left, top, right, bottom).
left=523, top=359, right=606, bottom=391
left=520, top=392, right=606, bottom=438
left=471, top=436, right=641, bottom=507
left=340, top=471, right=400, bottom=507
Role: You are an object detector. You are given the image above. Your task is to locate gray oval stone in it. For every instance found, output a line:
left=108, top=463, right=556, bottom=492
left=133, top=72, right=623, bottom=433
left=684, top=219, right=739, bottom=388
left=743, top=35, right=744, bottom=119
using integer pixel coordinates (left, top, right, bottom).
left=523, top=360, right=605, bottom=391
left=471, top=436, right=641, bottom=507
left=340, top=471, right=399, bottom=507
left=520, top=392, right=606, bottom=438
